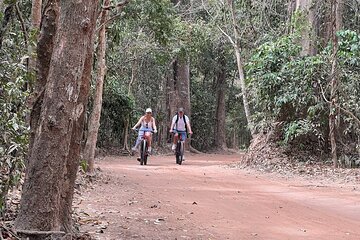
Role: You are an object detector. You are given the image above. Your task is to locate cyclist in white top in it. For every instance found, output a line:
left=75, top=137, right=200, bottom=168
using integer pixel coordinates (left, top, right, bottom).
left=132, top=108, right=157, bottom=154
left=169, top=107, right=193, bottom=151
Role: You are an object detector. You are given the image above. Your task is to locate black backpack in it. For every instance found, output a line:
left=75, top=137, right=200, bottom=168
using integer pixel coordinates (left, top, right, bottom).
left=175, top=113, right=188, bottom=131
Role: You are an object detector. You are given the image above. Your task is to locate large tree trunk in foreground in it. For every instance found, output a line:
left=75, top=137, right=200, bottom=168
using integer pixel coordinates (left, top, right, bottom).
left=28, top=0, right=59, bottom=162
left=329, top=0, right=343, bottom=168
left=84, top=0, right=110, bottom=173
left=15, top=0, right=98, bottom=236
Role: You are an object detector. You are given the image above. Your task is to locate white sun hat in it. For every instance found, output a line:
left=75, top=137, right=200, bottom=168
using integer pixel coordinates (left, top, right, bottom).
left=145, top=108, right=152, bottom=113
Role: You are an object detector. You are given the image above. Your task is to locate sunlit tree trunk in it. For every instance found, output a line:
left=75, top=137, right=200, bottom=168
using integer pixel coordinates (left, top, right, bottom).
left=84, top=0, right=110, bottom=173
left=28, top=1, right=59, bottom=162
left=329, top=0, right=343, bottom=168
left=227, top=0, right=253, bottom=135
left=295, top=0, right=318, bottom=56
left=15, top=0, right=98, bottom=236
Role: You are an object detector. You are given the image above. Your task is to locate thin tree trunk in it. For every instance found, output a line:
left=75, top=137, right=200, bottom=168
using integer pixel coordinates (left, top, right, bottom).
left=123, top=56, right=138, bottom=150
left=329, top=0, right=343, bottom=168
left=228, top=0, right=253, bottom=135
left=286, top=0, right=296, bottom=33
left=84, top=0, right=110, bottom=173
left=214, top=46, right=227, bottom=150
left=15, top=0, right=98, bottom=235
left=28, top=0, right=42, bottom=72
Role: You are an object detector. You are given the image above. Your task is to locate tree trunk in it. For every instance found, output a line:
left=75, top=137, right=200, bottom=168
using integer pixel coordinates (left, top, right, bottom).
left=28, top=0, right=59, bottom=163
left=60, top=13, right=97, bottom=232
left=176, top=58, right=191, bottom=117
left=329, top=0, right=343, bottom=168
left=295, top=0, right=318, bottom=56
left=15, top=0, right=98, bottom=235
left=123, top=55, right=138, bottom=150
left=214, top=46, right=227, bottom=150
left=84, top=0, right=110, bottom=173
left=228, top=0, right=253, bottom=135
left=286, top=0, right=296, bottom=33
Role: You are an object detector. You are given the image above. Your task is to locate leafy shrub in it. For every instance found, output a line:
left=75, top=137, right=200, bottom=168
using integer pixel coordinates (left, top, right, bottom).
left=0, top=63, right=29, bottom=215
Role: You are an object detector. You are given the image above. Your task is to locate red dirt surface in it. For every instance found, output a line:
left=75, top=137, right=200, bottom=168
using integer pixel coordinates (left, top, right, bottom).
left=77, top=154, right=360, bottom=240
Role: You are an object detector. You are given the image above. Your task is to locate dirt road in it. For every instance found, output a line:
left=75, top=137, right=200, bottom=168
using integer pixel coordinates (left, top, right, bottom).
left=77, top=154, right=360, bottom=240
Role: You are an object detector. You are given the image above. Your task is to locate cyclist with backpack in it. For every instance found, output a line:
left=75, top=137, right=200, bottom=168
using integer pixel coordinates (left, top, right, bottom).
left=170, top=107, right=193, bottom=151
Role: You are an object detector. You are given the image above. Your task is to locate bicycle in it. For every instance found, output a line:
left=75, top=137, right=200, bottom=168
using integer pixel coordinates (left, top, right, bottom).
left=174, top=130, right=187, bottom=165
left=134, top=129, right=154, bottom=165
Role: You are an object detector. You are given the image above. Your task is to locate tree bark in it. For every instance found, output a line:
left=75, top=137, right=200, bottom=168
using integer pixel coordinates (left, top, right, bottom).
left=84, top=0, right=110, bottom=173
left=60, top=25, right=96, bottom=232
left=214, top=46, right=227, bottom=150
left=176, top=58, right=191, bottom=117
left=329, top=0, right=343, bottom=168
left=28, top=0, right=59, bottom=162
left=15, top=0, right=98, bottom=235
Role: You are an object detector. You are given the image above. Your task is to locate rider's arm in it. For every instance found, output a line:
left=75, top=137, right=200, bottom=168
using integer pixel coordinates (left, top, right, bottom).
left=152, top=117, right=158, bottom=133
left=185, top=116, right=193, bottom=134
left=132, top=116, right=143, bottom=129
left=169, top=116, right=176, bottom=132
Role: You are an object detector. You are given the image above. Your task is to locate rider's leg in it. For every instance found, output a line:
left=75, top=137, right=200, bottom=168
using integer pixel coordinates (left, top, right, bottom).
left=132, top=132, right=143, bottom=151
left=145, top=132, right=152, bottom=153
left=182, top=132, right=187, bottom=160
left=172, top=133, right=178, bottom=150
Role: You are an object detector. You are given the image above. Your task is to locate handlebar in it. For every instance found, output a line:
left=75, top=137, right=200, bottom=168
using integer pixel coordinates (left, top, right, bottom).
left=132, top=128, right=155, bottom=133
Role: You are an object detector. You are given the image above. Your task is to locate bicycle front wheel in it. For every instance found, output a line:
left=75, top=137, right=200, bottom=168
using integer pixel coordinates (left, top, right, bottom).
left=176, top=141, right=184, bottom=165
left=140, top=140, right=147, bottom=165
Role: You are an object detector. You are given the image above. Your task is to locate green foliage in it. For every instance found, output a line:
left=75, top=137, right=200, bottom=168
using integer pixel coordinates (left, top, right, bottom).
left=247, top=29, right=360, bottom=151
left=336, top=30, right=360, bottom=137
left=0, top=63, right=29, bottom=214
left=0, top=0, right=31, bottom=215
left=283, top=119, right=314, bottom=144
left=97, top=78, right=134, bottom=147
left=190, top=76, right=216, bottom=150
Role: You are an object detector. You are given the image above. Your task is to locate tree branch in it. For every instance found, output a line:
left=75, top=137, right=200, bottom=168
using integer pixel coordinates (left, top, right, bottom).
left=15, top=2, right=28, bottom=49
left=319, top=81, right=360, bottom=127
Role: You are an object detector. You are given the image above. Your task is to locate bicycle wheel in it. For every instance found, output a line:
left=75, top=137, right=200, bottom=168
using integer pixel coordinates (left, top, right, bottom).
left=178, top=141, right=184, bottom=165
left=175, top=141, right=180, bottom=164
left=140, top=140, right=147, bottom=165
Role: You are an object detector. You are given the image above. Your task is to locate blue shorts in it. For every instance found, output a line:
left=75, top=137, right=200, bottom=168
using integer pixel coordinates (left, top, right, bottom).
left=138, top=127, right=153, bottom=140
left=173, top=130, right=187, bottom=140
